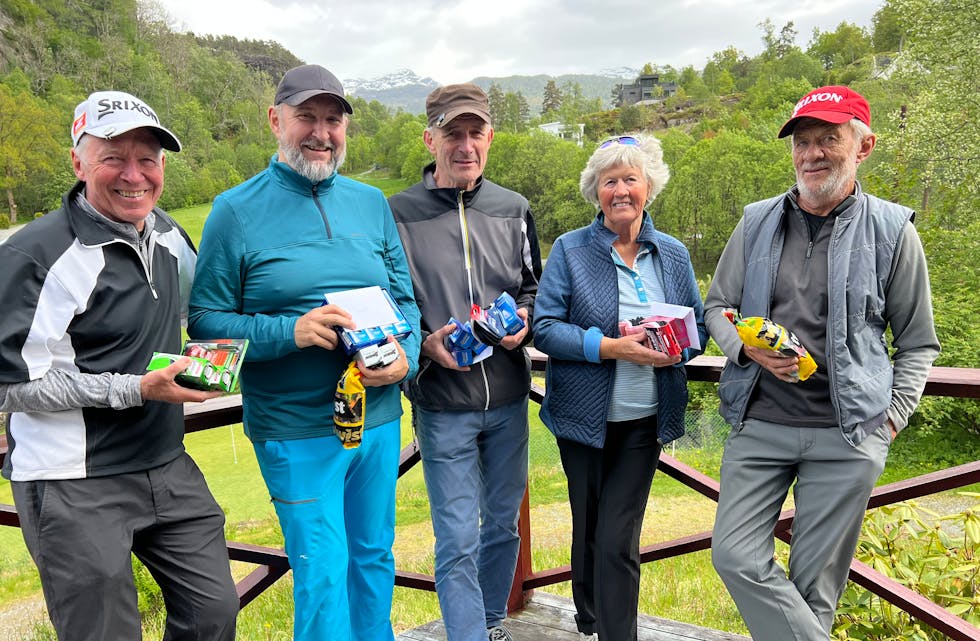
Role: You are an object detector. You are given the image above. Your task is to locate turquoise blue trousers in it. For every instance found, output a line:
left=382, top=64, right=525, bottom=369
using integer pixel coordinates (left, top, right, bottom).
left=253, top=419, right=400, bottom=641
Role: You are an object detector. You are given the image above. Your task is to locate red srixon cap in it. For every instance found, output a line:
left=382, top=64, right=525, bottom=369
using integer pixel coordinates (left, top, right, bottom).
left=778, top=85, right=871, bottom=138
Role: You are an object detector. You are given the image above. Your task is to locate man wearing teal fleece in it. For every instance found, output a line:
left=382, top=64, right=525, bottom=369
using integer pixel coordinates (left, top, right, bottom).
left=189, top=64, right=420, bottom=641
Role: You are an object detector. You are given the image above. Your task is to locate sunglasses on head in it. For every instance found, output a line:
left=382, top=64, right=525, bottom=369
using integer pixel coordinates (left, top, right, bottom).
left=598, top=136, right=640, bottom=149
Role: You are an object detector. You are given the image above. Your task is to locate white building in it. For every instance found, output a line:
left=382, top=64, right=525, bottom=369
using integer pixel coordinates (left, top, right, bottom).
left=538, top=121, right=585, bottom=147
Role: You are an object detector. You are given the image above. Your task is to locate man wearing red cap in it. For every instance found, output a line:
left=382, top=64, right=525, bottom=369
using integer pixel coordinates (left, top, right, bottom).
left=704, top=86, right=940, bottom=640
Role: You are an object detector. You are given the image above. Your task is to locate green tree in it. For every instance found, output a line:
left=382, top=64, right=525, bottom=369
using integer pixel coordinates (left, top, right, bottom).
left=617, top=104, right=645, bottom=132
left=484, top=131, right=590, bottom=241
left=678, top=65, right=712, bottom=103
left=487, top=82, right=505, bottom=127
left=808, top=22, right=872, bottom=70
left=871, top=1, right=904, bottom=52
left=0, top=83, right=63, bottom=223
left=654, top=130, right=791, bottom=273
left=871, top=0, right=979, bottom=230
left=541, top=79, right=562, bottom=117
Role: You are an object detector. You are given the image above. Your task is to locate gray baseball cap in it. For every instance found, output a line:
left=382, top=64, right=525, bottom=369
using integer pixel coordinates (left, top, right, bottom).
left=274, top=64, right=353, bottom=114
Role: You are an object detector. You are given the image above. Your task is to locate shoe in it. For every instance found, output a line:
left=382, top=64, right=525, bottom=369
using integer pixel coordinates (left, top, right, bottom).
left=578, top=634, right=595, bottom=641
left=487, top=625, right=514, bottom=641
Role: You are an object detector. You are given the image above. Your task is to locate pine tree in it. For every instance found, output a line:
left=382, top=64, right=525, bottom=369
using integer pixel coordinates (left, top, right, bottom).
left=541, top=79, right=562, bottom=117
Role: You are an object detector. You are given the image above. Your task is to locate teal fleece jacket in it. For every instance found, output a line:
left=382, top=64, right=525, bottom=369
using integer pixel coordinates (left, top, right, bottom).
left=188, top=157, right=420, bottom=442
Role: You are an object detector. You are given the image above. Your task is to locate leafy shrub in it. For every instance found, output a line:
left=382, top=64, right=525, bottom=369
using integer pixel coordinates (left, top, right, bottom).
left=834, top=496, right=980, bottom=640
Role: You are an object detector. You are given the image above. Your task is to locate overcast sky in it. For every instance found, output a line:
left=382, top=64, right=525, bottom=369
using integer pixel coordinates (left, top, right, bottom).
left=155, top=0, right=881, bottom=84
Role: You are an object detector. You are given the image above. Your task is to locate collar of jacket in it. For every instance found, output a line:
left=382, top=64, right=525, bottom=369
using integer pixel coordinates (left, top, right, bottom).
left=785, top=180, right=864, bottom=220
left=591, top=211, right=659, bottom=247
left=64, top=181, right=175, bottom=247
left=420, top=161, right=484, bottom=205
left=268, top=153, right=337, bottom=196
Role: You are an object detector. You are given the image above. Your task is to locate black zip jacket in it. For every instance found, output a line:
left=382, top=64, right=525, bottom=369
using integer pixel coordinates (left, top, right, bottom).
left=389, top=164, right=541, bottom=411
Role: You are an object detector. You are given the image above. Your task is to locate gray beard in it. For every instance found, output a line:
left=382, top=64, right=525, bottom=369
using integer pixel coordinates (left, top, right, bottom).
left=280, top=141, right=345, bottom=183
left=797, top=165, right=852, bottom=205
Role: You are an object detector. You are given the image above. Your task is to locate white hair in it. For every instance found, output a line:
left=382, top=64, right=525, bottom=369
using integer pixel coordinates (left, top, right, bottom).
left=579, top=134, right=670, bottom=207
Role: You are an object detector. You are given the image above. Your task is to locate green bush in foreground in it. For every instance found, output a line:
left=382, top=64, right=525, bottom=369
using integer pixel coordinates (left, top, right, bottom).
left=834, top=495, right=980, bottom=640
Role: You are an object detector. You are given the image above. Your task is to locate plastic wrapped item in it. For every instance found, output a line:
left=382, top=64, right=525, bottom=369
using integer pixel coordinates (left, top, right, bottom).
left=444, top=292, right=525, bottom=366
left=723, top=309, right=817, bottom=381
left=333, top=361, right=365, bottom=448
left=146, top=338, right=248, bottom=392
left=618, top=315, right=691, bottom=356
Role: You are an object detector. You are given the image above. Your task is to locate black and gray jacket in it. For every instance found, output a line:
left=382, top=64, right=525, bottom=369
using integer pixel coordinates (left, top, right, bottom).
left=389, top=163, right=542, bottom=411
left=0, top=182, right=197, bottom=481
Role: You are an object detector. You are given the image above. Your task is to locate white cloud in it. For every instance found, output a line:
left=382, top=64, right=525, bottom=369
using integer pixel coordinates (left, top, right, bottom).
left=156, top=0, right=879, bottom=83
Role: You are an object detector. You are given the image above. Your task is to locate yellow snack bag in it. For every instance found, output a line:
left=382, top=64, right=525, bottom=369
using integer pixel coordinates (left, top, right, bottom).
left=334, top=361, right=365, bottom=448
left=723, top=309, right=817, bottom=381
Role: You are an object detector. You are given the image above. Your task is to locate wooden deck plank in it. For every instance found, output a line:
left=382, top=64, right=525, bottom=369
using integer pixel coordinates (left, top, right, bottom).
left=397, top=592, right=748, bottom=641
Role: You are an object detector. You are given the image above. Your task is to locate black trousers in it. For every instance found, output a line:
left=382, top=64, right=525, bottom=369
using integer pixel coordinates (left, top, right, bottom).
left=13, top=453, right=239, bottom=641
left=557, top=415, right=661, bottom=641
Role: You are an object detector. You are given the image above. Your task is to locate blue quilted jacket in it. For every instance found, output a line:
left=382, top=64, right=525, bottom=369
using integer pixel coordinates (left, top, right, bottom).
left=533, top=214, right=706, bottom=447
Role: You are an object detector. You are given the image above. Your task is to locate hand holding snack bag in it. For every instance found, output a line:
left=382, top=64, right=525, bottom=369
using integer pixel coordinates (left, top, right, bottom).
left=334, top=361, right=365, bottom=448
left=723, top=309, right=817, bottom=381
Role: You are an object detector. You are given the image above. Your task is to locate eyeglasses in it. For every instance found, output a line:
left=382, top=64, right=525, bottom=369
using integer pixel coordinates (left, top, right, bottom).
left=598, top=136, right=640, bottom=149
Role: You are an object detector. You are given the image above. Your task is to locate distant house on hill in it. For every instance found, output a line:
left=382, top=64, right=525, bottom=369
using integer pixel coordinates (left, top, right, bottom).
left=538, top=121, right=585, bottom=147
left=614, top=73, right=678, bottom=107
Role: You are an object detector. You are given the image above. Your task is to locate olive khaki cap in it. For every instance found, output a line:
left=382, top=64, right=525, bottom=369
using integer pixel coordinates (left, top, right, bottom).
left=426, top=83, right=491, bottom=128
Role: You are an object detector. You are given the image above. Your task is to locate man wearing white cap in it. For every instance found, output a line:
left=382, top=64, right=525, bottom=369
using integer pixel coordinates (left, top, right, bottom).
left=189, top=65, right=420, bottom=641
left=705, top=85, right=940, bottom=640
left=0, top=91, right=239, bottom=640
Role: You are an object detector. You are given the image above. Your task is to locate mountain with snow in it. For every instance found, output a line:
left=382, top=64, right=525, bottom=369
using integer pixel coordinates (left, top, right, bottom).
left=343, top=69, right=441, bottom=113
left=598, top=66, right=641, bottom=79
left=342, top=68, right=632, bottom=115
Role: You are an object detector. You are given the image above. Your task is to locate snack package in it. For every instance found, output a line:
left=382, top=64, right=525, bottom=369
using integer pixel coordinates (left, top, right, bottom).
left=618, top=315, right=691, bottom=356
left=443, top=292, right=525, bottom=366
left=723, top=309, right=817, bottom=381
left=146, top=338, right=248, bottom=392
left=333, top=361, right=365, bottom=449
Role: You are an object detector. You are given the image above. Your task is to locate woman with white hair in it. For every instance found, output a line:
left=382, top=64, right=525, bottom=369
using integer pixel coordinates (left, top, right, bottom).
left=533, top=134, right=707, bottom=641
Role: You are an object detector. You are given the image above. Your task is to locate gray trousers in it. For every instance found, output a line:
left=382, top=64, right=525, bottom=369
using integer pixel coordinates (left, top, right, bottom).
left=13, top=453, right=239, bottom=641
left=711, top=418, right=890, bottom=641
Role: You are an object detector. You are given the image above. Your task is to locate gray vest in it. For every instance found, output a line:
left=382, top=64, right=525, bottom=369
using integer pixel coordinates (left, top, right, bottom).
left=718, top=191, right=913, bottom=445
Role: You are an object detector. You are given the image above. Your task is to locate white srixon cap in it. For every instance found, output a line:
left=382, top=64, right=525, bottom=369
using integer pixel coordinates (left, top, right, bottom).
left=71, top=91, right=181, bottom=151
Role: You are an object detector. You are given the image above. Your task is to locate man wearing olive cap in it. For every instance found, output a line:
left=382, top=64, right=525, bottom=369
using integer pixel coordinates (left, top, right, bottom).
left=389, top=83, right=542, bottom=641
left=189, top=64, right=420, bottom=641
left=705, top=85, right=940, bottom=640
left=0, top=90, right=238, bottom=640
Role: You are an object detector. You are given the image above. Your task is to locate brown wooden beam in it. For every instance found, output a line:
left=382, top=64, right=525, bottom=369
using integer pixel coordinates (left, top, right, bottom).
left=395, top=569, right=436, bottom=591
left=657, top=453, right=722, bottom=502
left=236, top=564, right=289, bottom=609
left=847, top=558, right=980, bottom=641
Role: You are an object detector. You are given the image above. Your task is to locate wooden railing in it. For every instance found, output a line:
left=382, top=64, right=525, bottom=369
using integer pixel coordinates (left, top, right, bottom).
left=2, top=353, right=979, bottom=639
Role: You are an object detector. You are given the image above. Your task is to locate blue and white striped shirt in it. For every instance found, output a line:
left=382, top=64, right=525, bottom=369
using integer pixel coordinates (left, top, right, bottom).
left=607, top=243, right=664, bottom=422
